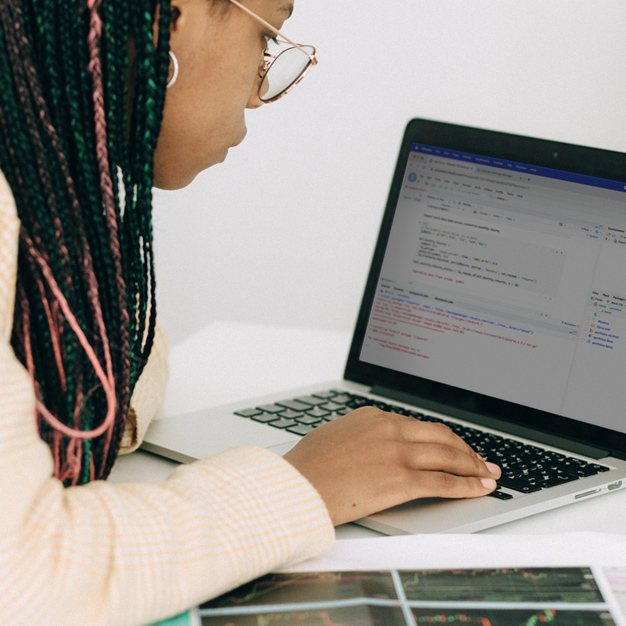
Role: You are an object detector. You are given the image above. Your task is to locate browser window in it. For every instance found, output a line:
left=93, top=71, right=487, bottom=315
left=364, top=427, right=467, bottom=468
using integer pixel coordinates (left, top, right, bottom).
left=360, top=144, right=626, bottom=432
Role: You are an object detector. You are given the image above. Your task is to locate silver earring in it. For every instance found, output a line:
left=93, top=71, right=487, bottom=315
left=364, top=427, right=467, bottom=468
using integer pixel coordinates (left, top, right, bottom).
left=166, top=51, right=179, bottom=89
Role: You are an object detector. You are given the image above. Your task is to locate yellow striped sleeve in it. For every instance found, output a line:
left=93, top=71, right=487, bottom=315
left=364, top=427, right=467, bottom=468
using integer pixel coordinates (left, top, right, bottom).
left=0, top=171, right=18, bottom=343
left=0, top=172, right=335, bottom=626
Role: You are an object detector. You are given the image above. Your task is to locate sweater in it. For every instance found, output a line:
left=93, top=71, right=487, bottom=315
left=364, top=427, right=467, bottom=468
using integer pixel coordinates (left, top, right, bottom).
left=0, top=171, right=334, bottom=626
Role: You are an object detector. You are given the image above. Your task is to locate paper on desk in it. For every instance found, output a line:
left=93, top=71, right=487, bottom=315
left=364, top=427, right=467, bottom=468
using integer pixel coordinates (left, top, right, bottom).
left=283, top=532, right=626, bottom=572
left=199, top=535, right=626, bottom=626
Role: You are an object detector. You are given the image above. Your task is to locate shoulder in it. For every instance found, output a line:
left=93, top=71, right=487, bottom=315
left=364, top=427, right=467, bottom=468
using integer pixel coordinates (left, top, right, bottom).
left=0, top=171, right=19, bottom=237
left=0, top=171, right=20, bottom=342
left=0, top=170, right=17, bottom=211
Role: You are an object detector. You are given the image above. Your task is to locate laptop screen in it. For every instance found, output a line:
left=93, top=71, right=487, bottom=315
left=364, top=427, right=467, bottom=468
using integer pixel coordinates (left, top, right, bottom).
left=358, top=138, right=626, bottom=436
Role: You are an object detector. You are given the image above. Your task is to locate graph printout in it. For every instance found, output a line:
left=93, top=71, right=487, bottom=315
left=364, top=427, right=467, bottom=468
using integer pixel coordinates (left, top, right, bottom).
left=191, top=567, right=625, bottom=626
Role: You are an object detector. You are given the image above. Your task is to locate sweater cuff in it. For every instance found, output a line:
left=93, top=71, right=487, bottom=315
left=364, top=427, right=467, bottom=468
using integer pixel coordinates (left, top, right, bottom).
left=168, top=445, right=335, bottom=581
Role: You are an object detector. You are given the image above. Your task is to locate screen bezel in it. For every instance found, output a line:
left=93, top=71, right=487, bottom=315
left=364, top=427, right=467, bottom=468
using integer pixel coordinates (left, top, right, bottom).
left=344, top=118, right=626, bottom=456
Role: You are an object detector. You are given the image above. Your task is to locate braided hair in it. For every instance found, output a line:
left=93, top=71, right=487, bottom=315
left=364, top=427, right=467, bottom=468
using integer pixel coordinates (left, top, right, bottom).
left=0, top=0, right=172, bottom=485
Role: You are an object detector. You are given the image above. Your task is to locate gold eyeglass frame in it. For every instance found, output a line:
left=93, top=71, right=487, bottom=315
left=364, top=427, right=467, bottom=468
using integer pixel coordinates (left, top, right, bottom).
left=228, top=0, right=318, bottom=103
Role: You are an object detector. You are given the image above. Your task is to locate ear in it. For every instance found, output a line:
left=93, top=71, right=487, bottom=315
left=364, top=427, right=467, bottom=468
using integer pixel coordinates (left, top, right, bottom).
left=159, top=0, right=229, bottom=68
left=170, top=5, right=182, bottom=31
left=169, top=1, right=185, bottom=33
left=164, top=0, right=213, bottom=47
left=153, top=0, right=187, bottom=44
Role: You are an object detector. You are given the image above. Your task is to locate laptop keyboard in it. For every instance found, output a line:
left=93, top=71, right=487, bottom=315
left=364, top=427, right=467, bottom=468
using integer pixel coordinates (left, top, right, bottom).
left=235, top=390, right=610, bottom=499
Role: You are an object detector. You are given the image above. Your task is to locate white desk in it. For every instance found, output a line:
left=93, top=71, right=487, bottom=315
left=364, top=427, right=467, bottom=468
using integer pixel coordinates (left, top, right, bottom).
left=110, top=321, right=626, bottom=539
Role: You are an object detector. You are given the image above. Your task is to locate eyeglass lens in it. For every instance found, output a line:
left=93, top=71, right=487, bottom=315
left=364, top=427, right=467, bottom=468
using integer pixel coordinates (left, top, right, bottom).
left=260, top=45, right=316, bottom=102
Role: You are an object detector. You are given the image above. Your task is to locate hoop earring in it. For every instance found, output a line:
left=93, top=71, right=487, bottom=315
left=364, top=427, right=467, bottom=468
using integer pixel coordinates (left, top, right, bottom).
left=166, top=51, right=179, bottom=89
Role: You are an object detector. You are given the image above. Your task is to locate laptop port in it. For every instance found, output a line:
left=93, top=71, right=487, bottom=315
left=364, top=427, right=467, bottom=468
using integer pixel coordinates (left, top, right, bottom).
left=608, top=480, right=623, bottom=491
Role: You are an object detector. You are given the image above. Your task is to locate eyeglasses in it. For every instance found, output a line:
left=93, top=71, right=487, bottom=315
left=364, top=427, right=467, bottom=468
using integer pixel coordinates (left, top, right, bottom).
left=228, top=0, right=318, bottom=103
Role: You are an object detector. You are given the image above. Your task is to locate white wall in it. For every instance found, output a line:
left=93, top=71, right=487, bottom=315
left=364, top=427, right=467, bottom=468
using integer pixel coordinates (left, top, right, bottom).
left=153, top=0, right=626, bottom=346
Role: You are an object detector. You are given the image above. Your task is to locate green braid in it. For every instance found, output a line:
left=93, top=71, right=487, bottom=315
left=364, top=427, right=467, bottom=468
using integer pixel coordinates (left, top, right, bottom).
left=0, top=0, right=172, bottom=485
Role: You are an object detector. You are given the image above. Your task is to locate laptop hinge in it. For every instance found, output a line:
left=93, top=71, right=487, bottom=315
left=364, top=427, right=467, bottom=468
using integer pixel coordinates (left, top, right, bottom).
left=371, top=385, right=610, bottom=460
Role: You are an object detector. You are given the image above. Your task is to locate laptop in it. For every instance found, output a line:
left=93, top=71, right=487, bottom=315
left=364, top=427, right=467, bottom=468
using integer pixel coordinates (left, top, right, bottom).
left=143, top=118, right=626, bottom=534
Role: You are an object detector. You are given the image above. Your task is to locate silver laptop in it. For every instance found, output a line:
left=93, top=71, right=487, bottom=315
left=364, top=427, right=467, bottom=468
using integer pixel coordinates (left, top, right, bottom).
left=143, top=118, right=626, bottom=535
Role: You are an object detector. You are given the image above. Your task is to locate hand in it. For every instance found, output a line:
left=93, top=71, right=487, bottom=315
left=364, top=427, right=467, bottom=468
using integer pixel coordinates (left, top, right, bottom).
left=283, top=407, right=501, bottom=526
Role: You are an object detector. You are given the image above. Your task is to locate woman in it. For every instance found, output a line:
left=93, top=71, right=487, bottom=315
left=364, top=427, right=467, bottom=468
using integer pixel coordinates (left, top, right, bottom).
left=0, top=0, right=500, bottom=623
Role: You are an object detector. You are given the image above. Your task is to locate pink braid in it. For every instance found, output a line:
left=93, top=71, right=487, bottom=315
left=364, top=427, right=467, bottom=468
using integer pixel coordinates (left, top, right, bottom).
left=35, top=276, right=67, bottom=391
left=86, top=0, right=127, bottom=472
left=86, top=0, right=131, bottom=371
left=21, top=229, right=117, bottom=441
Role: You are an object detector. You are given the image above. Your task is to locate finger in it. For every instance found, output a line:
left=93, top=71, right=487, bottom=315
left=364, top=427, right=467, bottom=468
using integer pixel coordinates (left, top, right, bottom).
left=483, top=460, right=502, bottom=477
left=366, top=407, right=501, bottom=478
left=413, top=471, right=498, bottom=499
left=343, top=408, right=500, bottom=477
left=387, top=415, right=501, bottom=475
left=395, top=417, right=479, bottom=456
left=400, top=442, right=499, bottom=478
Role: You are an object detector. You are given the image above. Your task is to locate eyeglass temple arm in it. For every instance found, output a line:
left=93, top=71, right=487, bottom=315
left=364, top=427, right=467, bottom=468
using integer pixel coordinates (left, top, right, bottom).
left=228, top=0, right=317, bottom=63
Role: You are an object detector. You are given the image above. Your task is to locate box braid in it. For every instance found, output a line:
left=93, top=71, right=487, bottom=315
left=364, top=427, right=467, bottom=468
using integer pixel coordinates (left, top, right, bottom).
left=0, top=0, right=172, bottom=485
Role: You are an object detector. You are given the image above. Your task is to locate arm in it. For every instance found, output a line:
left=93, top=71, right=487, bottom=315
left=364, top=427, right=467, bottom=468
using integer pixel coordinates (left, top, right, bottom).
left=0, top=171, right=496, bottom=625
left=0, top=340, right=333, bottom=626
left=0, top=173, right=334, bottom=626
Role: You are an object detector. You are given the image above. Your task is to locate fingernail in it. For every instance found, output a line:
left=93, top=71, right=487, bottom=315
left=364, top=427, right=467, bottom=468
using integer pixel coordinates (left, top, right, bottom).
left=485, top=462, right=500, bottom=476
left=481, top=478, right=497, bottom=490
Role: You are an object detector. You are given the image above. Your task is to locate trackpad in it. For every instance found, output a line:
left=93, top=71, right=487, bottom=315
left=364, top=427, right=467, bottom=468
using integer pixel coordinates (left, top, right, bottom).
left=143, top=408, right=300, bottom=462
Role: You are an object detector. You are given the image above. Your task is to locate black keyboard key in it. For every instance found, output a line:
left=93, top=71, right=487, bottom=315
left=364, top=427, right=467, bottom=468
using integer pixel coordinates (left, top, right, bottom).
left=279, top=409, right=305, bottom=419
left=372, top=401, right=394, bottom=412
left=320, top=402, right=343, bottom=412
left=287, top=424, right=317, bottom=436
left=591, top=463, right=610, bottom=472
left=531, top=471, right=579, bottom=488
left=391, top=407, right=412, bottom=416
left=296, top=415, right=323, bottom=425
left=295, top=395, right=327, bottom=406
left=257, top=404, right=286, bottom=414
left=564, top=465, right=600, bottom=478
left=323, top=412, right=344, bottom=422
left=545, top=451, right=566, bottom=461
left=484, top=451, right=510, bottom=464
left=251, top=413, right=282, bottom=424
left=235, top=408, right=262, bottom=418
left=268, top=418, right=298, bottom=429
left=330, top=393, right=351, bottom=404
left=335, top=407, right=352, bottom=416
left=345, top=396, right=369, bottom=408
left=422, top=416, right=444, bottom=424
left=502, top=461, right=535, bottom=475
left=276, top=399, right=311, bottom=412
left=497, top=476, right=543, bottom=494
left=305, top=407, right=330, bottom=418
left=488, top=489, right=514, bottom=500
left=546, top=459, right=600, bottom=477
left=312, top=391, right=337, bottom=399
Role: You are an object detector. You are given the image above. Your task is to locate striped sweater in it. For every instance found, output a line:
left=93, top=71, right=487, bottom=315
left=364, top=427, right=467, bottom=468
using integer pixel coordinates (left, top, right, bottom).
left=0, top=171, right=334, bottom=626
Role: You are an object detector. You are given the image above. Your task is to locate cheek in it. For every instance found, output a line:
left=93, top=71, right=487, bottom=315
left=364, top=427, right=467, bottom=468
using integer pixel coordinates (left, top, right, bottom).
left=152, top=40, right=263, bottom=187
left=153, top=91, right=247, bottom=188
